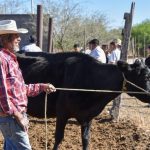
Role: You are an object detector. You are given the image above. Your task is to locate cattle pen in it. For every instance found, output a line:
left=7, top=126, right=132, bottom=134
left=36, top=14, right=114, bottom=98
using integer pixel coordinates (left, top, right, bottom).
left=0, top=0, right=150, bottom=150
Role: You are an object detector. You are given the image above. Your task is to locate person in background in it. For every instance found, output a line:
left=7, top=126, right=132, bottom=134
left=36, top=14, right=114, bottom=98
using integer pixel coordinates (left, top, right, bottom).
left=101, top=44, right=109, bottom=63
left=146, top=45, right=150, bottom=54
left=108, top=38, right=122, bottom=122
left=115, top=38, right=122, bottom=50
left=145, top=45, right=150, bottom=67
left=0, top=20, right=56, bottom=150
left=107, top=39, right=121, bottom=64
left=101, top=44, right=109, bottom=52
left=21, top=35, right=42, bottom=52
left=73, top=43, right=81, bottom=52
left=89, top=39, right=106, bottom=63
left=84, top=46, right=91, bottom=55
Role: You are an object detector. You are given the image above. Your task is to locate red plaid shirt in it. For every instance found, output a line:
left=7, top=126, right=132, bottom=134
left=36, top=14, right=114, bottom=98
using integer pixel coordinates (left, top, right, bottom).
left=0, top=48, right=46, bottom=115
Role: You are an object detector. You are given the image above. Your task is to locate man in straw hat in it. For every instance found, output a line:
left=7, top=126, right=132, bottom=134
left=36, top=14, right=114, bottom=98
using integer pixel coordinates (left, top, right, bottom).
left=0, top=20, right=56, bottom=149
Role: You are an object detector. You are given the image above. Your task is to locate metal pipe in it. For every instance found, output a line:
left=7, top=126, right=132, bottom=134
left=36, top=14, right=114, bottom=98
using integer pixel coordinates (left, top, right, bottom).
left=36, top=5, right=43, bottom=50
left=47, top=17, right=53, bottom=53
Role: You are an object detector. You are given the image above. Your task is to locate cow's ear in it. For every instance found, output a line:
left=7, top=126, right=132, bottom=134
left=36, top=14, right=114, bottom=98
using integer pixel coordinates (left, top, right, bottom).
left=132, top=59, right=143, bottom=74
left=117, top=61, right=131, bottom=72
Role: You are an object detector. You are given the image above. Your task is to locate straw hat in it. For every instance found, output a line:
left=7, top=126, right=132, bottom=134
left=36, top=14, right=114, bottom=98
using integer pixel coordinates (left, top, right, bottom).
left=112, top=38, right=122, bottom=46
left=0, top=20, right=28, bottom=35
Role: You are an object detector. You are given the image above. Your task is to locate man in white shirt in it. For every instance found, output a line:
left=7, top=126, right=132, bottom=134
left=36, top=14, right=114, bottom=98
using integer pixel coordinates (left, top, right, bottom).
left=89, top=39, right=106, bottom=63
left=107, top=40, right=121, bottom=64
left=22, top=35, right=42, bottom=52
left=108, top=39, right=122, bottom=122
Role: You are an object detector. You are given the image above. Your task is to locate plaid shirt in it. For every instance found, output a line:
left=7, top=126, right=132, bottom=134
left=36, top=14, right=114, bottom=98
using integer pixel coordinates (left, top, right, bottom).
left=0, top=48, right=46, bottom=115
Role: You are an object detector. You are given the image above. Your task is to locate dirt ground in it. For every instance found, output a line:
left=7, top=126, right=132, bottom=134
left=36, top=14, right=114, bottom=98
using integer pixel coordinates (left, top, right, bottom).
left=0, top=94, right=150, bottom=150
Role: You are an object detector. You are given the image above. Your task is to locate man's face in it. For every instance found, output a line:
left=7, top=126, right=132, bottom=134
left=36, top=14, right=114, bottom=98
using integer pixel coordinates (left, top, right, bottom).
left=109, top=44, right=116, bottom=51
left=10, top=34, right=21, bottom=52
left=74, top=47, right=80, bottom=52
left=0, top=34, right=21, bottom=52
left=89, top=44, right=96, bottom=50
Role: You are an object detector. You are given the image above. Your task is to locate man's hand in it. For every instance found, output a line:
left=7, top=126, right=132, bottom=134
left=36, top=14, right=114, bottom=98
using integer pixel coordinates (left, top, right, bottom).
left=13, top=111, right=29, bottom=132
left=43, top=83, right=56, bottom=94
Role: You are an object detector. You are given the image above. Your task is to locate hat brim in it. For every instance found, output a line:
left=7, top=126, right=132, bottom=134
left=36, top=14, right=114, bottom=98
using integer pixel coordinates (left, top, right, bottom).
left=0, top=28, right=28, bottom=35
left=117, top=43, right=121, bottom=46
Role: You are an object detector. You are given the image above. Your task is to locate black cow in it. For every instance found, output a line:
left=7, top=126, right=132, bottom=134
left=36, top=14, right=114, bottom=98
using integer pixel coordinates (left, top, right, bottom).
left=16, top=52, right=150, bottom=150
left=145, top=56, right=150, bottom=68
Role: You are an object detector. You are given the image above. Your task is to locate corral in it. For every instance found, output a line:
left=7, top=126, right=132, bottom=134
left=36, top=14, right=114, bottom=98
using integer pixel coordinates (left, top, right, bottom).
left=0, top=1, right=150, bottom=150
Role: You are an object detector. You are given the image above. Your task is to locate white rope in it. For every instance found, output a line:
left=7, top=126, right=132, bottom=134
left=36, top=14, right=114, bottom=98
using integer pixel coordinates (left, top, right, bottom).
left=122, top=73, right=149, bottom=94
left=55, top=74, right=150, bottom=95
left=44, top=93, right=48, bottom=150
left=55, top=88, right=150, bottom=95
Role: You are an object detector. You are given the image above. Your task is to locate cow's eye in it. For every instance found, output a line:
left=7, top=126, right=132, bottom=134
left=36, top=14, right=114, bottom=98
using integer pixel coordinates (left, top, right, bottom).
left=145, top=75, right=150, bottom=81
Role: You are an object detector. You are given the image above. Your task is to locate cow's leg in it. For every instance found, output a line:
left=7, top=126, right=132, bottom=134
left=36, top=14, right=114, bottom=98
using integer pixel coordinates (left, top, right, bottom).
left=81, top=121, right=91, bottom=150
left=53, top=117, right=68, bottom=150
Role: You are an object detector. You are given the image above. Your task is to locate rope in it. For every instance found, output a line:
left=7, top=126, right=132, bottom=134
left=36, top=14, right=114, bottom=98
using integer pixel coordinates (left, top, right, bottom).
left=55, top=88, right=150, bottom=95
left=122, top=73, right=149, bottom=94
left=44, top=93, right=48, bottom=150
left=55, top=73, right=150, bottom=95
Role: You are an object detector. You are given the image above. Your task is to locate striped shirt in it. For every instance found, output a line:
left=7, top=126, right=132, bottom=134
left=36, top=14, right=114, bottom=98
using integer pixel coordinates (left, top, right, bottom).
left=0, top=48, right=46, bottom=115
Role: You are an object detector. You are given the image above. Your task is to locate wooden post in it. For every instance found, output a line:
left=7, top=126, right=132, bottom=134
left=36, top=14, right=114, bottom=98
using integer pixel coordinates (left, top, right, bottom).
left=134, top=36, right=137, bottom=57
left=143, top=34, right=146, bottom=57
left=47, top=17, right=53, bottom=53
left=137, top=36, right=139, bottom=57
left=83, top=27, right=86, bottom=50
left=121, top=2, right=135, bottom=61
left=111, top=2, right=135, bottom=122
left=132, top=37, right=135, bottom=59
left=36, top=5, right=43, bottom=50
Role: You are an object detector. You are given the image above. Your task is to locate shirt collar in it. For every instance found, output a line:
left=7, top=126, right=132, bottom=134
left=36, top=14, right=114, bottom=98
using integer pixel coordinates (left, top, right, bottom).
left=0, top=48, right=17, bottom=61
left=93, top=46, right=102, bottom=51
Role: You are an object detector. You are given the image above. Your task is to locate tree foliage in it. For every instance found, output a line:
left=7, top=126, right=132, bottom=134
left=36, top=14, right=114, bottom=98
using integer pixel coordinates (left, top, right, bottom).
left=41, top=0, right=121, bottom=51
left=0, top=0, right=28, bottom=14
left=132, top=19, right=150, bottom=56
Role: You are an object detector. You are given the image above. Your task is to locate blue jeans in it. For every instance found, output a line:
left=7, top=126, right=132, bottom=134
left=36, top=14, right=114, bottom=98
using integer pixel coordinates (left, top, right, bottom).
left=0, top=114, right=31, bottom=150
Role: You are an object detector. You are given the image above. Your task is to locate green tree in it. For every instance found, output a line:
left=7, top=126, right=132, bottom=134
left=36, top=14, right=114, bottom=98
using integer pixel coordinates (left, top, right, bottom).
left=132, top=19, right=150, bottom=56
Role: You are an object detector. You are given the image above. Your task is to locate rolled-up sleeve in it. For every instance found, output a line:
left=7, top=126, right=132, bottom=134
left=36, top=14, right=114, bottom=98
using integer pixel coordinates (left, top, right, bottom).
left=25, top=83, right=46, bottom=97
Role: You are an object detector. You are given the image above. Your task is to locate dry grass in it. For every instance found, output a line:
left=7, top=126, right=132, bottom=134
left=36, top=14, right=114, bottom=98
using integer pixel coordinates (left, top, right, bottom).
left=116, top=93, right=150, bottom=130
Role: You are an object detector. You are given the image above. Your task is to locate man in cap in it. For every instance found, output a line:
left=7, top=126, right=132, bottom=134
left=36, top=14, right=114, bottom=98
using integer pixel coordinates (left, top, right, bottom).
left=21, top=35, right=42, bottom=52
left=0, top=20, right=56, bottom=150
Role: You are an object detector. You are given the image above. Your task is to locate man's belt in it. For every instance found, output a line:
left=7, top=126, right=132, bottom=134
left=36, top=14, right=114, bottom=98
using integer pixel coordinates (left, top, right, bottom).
left=0, top=112, right=9, bottom=117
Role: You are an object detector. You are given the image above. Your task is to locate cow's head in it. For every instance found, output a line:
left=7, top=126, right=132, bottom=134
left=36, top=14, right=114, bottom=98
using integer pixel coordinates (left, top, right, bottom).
left=117, top=59, right=150, bottom=103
